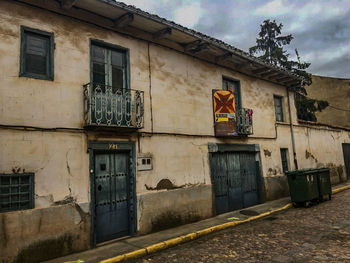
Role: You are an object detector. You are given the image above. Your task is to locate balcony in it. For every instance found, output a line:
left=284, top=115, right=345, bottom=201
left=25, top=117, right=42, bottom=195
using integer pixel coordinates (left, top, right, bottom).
left=83, top=83, right=144, bottom=129
left=237, top=108, right=253, bottom=135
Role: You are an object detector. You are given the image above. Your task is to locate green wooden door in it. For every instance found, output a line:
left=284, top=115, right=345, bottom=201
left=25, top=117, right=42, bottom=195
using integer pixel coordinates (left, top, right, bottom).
left=210, top=151, right=260, bottom=215
left=94, top=152, right=130, bottom=243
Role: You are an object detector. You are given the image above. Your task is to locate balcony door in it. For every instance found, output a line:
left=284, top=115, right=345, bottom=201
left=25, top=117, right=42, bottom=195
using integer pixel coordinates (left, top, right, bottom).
left=91, top=43, right=126, bottom=91
left=222, top=78, right=241, bottom=111
left=90, top=42, right=131, bottom=126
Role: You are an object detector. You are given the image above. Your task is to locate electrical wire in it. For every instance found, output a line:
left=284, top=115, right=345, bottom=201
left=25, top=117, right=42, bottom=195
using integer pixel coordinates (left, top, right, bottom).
left=328, top=105, right=350, bottom=112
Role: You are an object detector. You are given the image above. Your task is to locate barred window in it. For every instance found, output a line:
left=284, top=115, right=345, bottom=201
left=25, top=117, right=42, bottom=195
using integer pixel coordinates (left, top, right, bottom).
left=0, top=173, right=34, bottom=213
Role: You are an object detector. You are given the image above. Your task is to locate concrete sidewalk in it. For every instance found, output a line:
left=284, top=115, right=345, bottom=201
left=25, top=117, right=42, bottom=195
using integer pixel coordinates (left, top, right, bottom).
left=45, top=182, right=350, bottom=263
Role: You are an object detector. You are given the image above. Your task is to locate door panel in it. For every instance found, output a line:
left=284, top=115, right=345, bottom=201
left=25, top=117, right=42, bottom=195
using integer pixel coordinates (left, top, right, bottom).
left=95, top=152, right=130, bottom=243
left=210, top=153, right=229, bottom=215
left=343, top=144, right=350, bottom=179
left=240, top=153, right=259, bottom=208
left=210, top=151, right=260, bottom=215
left=226, top=153, right=243, bottom=211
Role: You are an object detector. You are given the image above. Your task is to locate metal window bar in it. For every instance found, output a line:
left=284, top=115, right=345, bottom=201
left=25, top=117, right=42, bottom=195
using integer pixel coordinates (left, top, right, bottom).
left=237, top=108, right=253, bottom=135
left=83, top=83, right=144, bottom=129
left=0, top=173, right=34, bottom=213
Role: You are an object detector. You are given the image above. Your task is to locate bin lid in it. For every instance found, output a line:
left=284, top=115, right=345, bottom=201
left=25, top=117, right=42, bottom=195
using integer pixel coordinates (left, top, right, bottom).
left=315, top=167, right=330, bottom=172
left=285, top=168, right=321, bottom=176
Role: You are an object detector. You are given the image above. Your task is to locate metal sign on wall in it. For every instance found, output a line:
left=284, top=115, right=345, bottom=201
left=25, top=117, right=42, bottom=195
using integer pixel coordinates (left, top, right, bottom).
left=212, top=89, right=237, bottom=137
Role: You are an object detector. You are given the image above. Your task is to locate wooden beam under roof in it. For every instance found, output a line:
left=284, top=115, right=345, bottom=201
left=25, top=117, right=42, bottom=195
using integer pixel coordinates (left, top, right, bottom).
left=114, top=12, right=134, bottom=28
left=276, top=76, right=292, bottom=82
left=61, top=0, right=76, bottom=10
left=191, top=43, right=210, bottom=54
left=252, top=67, right=271, bottom=75
left=283, top=79, right=301, bottom=85
left=261, top=71, right=281, bottom=78
left=183, top=40, right=210, bottom=54
left=236, top=61, right=253, bottom=71
left=215, top=53, right=232, bottom=63
left=270, top=73, right=286, bottom=80
left=183, top=40, right=201, bottom=52
left=153, top=27, right=172, bottom=40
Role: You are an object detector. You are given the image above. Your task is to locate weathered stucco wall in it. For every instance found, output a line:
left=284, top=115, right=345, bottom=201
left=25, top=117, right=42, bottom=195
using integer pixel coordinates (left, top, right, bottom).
left=137, top=185, right=213, bottom=234
left=0, top=1, right=350, bottom=262
left=294, top=125, right=350, bottom=184
left=0, top=203, right=90, bottom=263
left=306, top=75, right=350, bottom=127
left=149, top=43, right=297, bottom=138
left=0, top=1, right=151, bottom=131
left=0, top=130, right=89, bottom=205
left=0, top=1, right=296, bottom=136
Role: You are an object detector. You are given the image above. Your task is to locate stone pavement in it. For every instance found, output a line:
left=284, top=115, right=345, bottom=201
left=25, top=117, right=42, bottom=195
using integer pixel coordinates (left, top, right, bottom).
left=46, top=182, right=350, bottom=263
left=130, top=188, right=350, bottom=263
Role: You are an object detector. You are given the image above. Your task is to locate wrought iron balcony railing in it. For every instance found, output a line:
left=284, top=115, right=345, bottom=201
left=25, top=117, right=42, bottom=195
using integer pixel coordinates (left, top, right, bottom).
left=237, top=108, right=253, bottom=135
left=83, top=83, right=144, bottom=129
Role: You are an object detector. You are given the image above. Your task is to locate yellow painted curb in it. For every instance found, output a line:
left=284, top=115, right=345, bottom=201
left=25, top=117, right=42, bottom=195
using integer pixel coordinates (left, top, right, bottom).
left=100, top=185, right=350, bottom=263
left=332, top=184, right=350, bottom=194
left=181, top=232, right=197, bottom=242
left=100, top=254, right=125, bottom=263
left=145, top=242, right=167, bottom=254
left=163, top=236, right=183, bottom=247
left=124, top=249, right=147, bottom=260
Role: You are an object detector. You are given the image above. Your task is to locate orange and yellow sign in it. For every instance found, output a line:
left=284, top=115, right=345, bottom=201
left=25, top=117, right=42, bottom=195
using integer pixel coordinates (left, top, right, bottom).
left=212, top=90, right=237, bottom=136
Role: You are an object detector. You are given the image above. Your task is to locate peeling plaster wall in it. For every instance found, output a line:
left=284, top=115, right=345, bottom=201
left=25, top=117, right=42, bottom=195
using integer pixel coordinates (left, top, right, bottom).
left=149, top=44, right=297, bottom=138
left=0, top=130, right=89, bottom=205
left=294, top=126, right=350, bottom=184
left=0, top=1, right=150, bottom=131
left=0, top=1, right=295, bottom=137
left=137, top=185, right=212, bottom=234
left=0, top=203, right=90, bottom=263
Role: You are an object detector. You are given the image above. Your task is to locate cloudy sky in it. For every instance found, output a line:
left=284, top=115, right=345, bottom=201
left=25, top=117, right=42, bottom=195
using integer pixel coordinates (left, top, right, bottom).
left=122, top=0, right=350, bottom=78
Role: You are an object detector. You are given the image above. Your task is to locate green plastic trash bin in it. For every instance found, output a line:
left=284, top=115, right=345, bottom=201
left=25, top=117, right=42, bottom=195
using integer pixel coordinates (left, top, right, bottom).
left=286, top=169, right=319, bottom=207
left=316, top=167, right=332, bottom=201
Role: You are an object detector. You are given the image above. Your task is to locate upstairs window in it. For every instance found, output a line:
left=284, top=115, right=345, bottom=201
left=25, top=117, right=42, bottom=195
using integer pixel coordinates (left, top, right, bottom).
left=223, top=78, right=241, bottom=110
left=91, top=42, right=128, bottom=91
left=0, top=173, right=34, bottom=213
left=274, top=95, right=284, bottom=122
left=20, top=26, right=54, bottom=80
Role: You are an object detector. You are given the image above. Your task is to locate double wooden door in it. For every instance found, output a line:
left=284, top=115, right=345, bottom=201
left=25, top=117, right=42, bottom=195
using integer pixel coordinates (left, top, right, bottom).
left=210, top=152, right=260, bottom=215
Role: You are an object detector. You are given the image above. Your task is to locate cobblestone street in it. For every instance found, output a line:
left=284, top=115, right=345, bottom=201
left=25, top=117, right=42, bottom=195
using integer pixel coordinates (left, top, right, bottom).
left=132, top=190, right=350, bottom=263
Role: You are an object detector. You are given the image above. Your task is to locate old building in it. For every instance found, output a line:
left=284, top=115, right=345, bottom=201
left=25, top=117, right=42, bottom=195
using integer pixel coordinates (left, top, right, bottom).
left=306, top=75, right=350, bottom=128
left=0, top=1, right=349, bottom=262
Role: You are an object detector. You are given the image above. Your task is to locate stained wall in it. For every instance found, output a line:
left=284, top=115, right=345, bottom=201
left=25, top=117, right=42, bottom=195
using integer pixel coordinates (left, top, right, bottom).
left=0, top=1, right=349, bottom=262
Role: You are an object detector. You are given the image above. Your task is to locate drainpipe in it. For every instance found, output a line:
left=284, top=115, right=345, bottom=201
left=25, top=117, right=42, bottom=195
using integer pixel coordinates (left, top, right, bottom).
left=287, top=87, right=298, bottom=169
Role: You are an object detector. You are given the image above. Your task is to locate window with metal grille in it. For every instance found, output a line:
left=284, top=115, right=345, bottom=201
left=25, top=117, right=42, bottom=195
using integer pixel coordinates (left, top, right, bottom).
left=20, top=26, right=54, bottom=80
left=274, top=95, right=284, bottom=122
left=280, top=148, right=289, bottom=173
left=0, top=173, right=34, bottom=213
